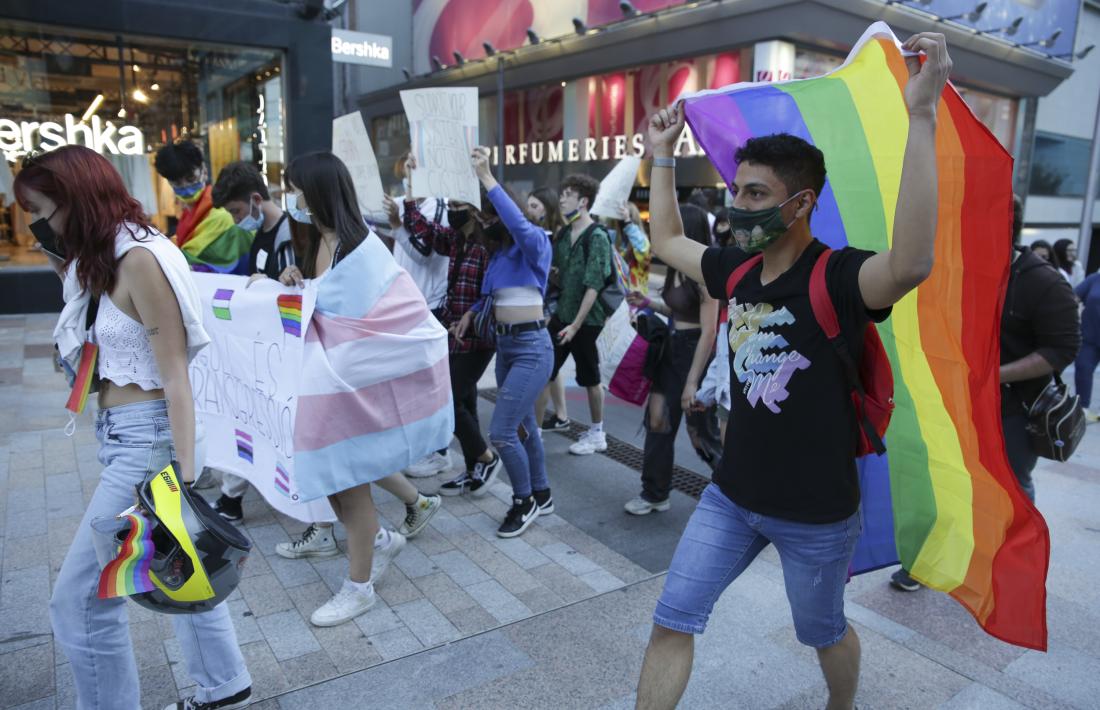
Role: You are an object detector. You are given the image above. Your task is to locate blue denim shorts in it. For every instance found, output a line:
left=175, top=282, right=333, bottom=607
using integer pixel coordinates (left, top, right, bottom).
left=654, top=484, right=862, bottom=648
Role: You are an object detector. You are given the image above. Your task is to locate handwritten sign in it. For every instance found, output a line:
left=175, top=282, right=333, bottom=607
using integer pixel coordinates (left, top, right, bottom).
left=400, top=87, right=480, bottom=207
left=332, top=112, right=386, bottom=215
left=590, top=155, right=642, bottom=219
left=189, top=273, right=334, bottom=523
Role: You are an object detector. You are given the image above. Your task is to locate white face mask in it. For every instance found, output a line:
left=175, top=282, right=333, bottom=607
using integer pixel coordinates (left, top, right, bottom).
left=288, top=193, right=312, bottom=224
left=236, top=199, right=264, bottom=231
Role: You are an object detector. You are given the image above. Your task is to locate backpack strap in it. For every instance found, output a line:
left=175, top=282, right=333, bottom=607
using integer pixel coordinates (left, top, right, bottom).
left=809, top=248, right=886, bottom=455
left=724, top=253, right=764, bottom=301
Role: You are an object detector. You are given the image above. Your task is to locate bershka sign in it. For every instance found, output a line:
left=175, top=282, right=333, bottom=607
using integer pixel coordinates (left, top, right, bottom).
left=331, top=29, right=393, bottom=68
left=492, top=126, right=705, bottom=166
left=0, top=114, right=145, bottom=163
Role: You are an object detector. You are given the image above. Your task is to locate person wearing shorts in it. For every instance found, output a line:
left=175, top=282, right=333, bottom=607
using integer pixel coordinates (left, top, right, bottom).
left=635, top=31, right=952, bottom=710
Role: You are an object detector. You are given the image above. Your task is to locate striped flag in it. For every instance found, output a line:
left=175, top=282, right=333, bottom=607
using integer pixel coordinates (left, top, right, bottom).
left=682, top=22, right=1046, bottom=650
left=292, top=234, right=453, bottom=502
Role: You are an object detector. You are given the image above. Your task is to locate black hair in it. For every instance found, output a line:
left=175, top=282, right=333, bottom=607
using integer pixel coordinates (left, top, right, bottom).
left=560, top=173, right=600, bottom=209
left=154, top=140, right=205, bottom=182
left=713, top=206, right=732, bottom=247
left=285, top=152, right=369, bottom=278
left=1053, top=238, right=1075, bottom=268
left=1012, top=194, right=1023, bottom=245
left=687, top=190, right=712, bottom=214
left=1029, top=239, right=1060, bottom=270
left=667, top=203, right=711, bottom=287
left=211, top=161, right=271, bottom=208
left=734, top=133, right=826, bottom=199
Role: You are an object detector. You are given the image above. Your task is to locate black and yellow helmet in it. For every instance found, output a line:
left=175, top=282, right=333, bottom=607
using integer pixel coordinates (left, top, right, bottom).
left=97, top=462, right=251, bottom=614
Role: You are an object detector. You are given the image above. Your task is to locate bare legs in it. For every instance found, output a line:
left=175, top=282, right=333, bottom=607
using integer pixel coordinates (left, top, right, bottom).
left=535, top=376, right=568, bottom=424
left=587, top=383, right=604, bottom=425
left=375, top=472, right=419, bottom=505
left=818, top=625, right=861, bottom=710
left=327, top=483, right=379, bottom=583
left=635, top=625, right=694, bottom=710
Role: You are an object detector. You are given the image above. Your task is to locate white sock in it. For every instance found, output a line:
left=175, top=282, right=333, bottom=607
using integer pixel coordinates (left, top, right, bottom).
left=375, top=528, right=390, bottom=546
left=347, top=578, right=373, bottom=594
left=413, top=493, right=428, bottom=508
left=590, top=421, right=604, bottom=434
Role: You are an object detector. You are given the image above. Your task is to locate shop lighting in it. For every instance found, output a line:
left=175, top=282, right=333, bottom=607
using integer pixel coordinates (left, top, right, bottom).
left=983, top=16, right=1023, bottom=36
left=402, top=67, right=412, bottom=80
left=940, top=2, right=986, bottom=22
left=150, top=82, right=160, bottom=91
left=1051, top=44, right=1095, bottom=60
left=1020, top=29, right=1062, bottom=48
left=619, top=1, right=640, bottom=18
left=431, top=55, right=445, bottom=71
left=132, top=88, right=149, bottom=103
left=483, top=41, right=497, bottom=56
left=132, top=64, right=141, bottom=72
left=526, top=28, right=540, bottom=45
left=117, top=107, right=127, bottom=119
left=452, top=50, right=466, bottom=66
left=572, top=17, right=587, bottom=35
left=80, top=94, right=105, bottom=123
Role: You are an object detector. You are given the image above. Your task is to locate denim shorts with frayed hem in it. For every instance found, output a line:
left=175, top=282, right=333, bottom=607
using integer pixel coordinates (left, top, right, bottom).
left=653, top=484, right=861, bottom=648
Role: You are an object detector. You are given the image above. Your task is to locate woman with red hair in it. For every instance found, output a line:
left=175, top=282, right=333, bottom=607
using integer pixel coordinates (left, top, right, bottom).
left=15, top=145, right=252, bottom=710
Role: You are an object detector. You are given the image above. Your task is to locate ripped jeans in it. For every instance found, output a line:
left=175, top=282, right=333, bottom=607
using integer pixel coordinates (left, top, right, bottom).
left=490, top=327, right=554, bottom=499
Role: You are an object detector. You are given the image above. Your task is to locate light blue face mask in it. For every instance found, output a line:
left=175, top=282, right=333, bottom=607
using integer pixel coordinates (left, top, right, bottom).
left=288, top=193, right=312, bottom=225
left=236, top=200, right=263, bottom=232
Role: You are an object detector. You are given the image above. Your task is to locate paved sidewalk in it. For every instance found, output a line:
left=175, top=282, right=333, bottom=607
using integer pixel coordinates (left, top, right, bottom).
left=2, top=312, right=1100, bottom=709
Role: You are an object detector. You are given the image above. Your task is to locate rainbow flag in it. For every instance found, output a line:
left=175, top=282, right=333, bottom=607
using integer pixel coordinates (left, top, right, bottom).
left=64, top=341, right=98, bottom=415
left=682, top=22, right=1046, bottom=650
left=176, top=189, right=253, bottom=275
left=97, top=512, right=157, bottom=599
left=277, top=294, right=304, bottom=337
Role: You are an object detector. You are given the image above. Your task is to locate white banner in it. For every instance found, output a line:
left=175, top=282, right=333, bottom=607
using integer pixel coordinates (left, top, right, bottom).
left=590, top=155, right=641, bottom=219
left=400, top=87, right=480, bottom=207
left=332, top=111, right=386, bottom=215
left=189, top=274, right=335, bottom=522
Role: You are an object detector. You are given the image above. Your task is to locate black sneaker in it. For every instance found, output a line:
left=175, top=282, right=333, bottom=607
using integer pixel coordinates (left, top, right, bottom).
left=163, top=686, right=252, bottom=710
left=214, top=494, right=243, bottom=522
left=469, top=453, right=502, bottom=498
left=541, top=414, right=571, bottom=432
left=497, top=496, right=540, bottom=538
left=439, top=471, right=474, bottom=497
left=890, top=569, right=922, bottom=592
left=533, top=488, right=554, bottom=515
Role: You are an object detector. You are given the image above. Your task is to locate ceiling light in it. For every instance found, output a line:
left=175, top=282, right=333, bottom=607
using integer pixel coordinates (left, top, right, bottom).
left=80, top=94, right=105, bottom=123
left=150, top=82, right=160, bottom=91
left=117, top=107, right=127, bottom=119
left=132, top=88, right=149, bottom=103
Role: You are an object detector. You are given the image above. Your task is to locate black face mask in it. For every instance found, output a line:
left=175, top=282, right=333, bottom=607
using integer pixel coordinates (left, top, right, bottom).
left=30, top=212, right=65, bottom=260
left=448, top=209, right=470, bottom=230
left=484, top=222, right=508, bottom=243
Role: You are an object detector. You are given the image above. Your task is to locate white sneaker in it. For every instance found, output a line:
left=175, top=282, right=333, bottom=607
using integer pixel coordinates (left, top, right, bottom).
left=371, top=529, right=406, bottom=581
left=1085, top=408, right=1100, bottom=423
left=399, top=494, right=442, bottom=538
left=405, top=451, right=452, bottom=478
left=275, top=523, right=339, bottom=559
left=569, top=429, right=608, bottom=455
left=310, top=579, right=375, bottom=627
left=624, top=496, right=671, bottom=515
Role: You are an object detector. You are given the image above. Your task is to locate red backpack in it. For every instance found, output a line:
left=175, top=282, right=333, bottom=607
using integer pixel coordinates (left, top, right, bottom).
left=724, top=248, right=894, bottom=456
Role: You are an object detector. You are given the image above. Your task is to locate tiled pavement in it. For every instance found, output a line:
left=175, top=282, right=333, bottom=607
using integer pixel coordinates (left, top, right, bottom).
left=3, top=312, right=1100, bottom=709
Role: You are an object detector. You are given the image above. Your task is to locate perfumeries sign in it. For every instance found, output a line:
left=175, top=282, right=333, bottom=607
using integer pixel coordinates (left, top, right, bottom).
left=489, top=126, right=705, bottom=166
left=0, top=114, right=145, bottom=162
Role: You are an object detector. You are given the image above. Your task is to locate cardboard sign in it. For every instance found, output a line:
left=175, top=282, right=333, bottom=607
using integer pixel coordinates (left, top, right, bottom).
left=332, top=111, right=386, bottom=215
left=400, top=87, right=480, bottom=207
left=590, top=155, right=642, bottom=219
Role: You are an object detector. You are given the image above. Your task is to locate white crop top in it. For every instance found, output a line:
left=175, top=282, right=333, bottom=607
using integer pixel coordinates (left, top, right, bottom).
left=94, top=293, right=162, bottom=390
left=494, top=286, right=543, bottom=307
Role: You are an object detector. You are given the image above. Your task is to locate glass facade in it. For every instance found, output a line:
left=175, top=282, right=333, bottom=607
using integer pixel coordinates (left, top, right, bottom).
left=0, top=20, right=285, bottom=270
left=1029, top=131, right=1096, bottom=198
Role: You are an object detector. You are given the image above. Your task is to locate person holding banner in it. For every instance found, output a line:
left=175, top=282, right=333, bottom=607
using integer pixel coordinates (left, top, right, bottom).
left=634, top=30, right=953, bottom=710
left=277, top=152, right=447, bottom=626
left=607, top=200, right=652, bottom=295
left=16, top=145, right=253, bottom=710
left=454, top=147, right=554, bottom=538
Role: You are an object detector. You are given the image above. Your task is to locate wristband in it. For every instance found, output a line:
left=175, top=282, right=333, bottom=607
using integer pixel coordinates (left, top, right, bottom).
left=653, top=156, right=676, bottom=168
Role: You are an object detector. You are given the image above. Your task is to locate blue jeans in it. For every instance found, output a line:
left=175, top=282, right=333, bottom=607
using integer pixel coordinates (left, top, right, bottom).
left=491, top=328, right=554, bottom=498
left=1075, top=341, right=1100, bottom=409
left=655, top=484, right=861, bottom=648
left=51, top=400, right=251, bottom=709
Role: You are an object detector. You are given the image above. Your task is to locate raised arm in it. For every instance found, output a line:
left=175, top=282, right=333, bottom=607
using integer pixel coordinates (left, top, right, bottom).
left=647, top=105, right=706, bottom=284
left=397, top=194, right=459, bottom=256
left=472, top=147, right=551, bottom=269
left=858, top=32, right=953, bottom=311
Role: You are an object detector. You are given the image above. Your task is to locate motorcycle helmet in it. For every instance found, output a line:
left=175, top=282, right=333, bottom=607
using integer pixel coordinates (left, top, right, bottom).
left=96, top=461, right=251, bottom=614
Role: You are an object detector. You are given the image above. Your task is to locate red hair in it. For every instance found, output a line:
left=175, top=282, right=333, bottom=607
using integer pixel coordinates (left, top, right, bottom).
left=14, top=145, right=153, bottom=295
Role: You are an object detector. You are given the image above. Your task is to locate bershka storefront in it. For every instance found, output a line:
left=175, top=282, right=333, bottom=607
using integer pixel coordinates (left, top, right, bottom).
left=0, top=0, right=333, bottom=314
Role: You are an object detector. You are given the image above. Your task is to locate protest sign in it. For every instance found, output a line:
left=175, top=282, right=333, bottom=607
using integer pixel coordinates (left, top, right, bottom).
left=189, top=273, right=334, bottom=522
left=590, top=155, right=642, bottom=219
left=332, top=111, right=386, bottom=215
left=400, top=87, right=480, bottom=207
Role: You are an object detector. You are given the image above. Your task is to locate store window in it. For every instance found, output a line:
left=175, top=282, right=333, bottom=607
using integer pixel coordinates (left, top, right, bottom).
left=0, top=20, right=285, bottom=270
left=1028, top=131, right=1094, bottom=197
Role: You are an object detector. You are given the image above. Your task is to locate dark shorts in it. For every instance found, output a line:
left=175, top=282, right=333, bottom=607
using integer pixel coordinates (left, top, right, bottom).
left=549, top=315, right=603, bottom=388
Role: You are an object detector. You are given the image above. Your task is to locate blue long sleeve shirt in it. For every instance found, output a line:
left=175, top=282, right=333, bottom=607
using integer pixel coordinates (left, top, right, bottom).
left=471, top=185, right=552, bottom=312
left=1076, top=273, right=1100, bottom=345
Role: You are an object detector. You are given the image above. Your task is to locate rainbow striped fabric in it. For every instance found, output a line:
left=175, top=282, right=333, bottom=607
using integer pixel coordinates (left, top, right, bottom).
left=683, top=22, right=1046, bottom=650
left=64, top=341, right=98, bottom=415
left=177, top=190, right=253, bottom=275
left=277, top=294, right=304, bottom=337
left=97, top=512, right=157, bottom=599
left=292, top=234, right=454, bottom=502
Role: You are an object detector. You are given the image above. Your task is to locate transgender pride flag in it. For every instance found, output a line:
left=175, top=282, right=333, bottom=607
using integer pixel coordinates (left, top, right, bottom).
left=292, top=234, right=453, bottom=502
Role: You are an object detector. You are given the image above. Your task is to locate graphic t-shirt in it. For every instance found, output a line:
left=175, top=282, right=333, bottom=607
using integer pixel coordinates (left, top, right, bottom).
left=701, top=240, right=890, bottom=523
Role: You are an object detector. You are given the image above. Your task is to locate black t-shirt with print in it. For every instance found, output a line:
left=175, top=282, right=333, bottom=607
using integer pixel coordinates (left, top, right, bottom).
left=701, top=239, right=890, bottom=523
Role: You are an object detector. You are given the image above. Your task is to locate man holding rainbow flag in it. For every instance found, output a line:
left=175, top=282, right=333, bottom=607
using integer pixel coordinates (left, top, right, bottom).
left=634, top=29, right=954, bottom=710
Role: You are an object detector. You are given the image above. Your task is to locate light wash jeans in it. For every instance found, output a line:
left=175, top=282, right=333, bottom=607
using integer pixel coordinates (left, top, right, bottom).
left=51, top=399, right=251, bottom=709
left=490, top=328, right=554, bottom=498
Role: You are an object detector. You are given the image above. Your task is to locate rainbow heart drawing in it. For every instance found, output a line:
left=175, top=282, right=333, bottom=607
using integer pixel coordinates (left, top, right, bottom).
left=212, top=289, right=234, bottom=320
left=235, top=429, right=253, bottom=464
left=277, top=294, right=303, bottom=337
